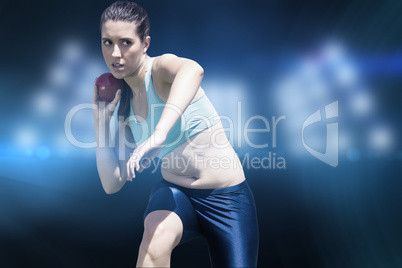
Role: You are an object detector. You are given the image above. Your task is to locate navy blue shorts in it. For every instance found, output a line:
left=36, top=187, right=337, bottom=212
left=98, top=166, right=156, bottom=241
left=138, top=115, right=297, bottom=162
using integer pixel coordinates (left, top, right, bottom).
left=143, top=179, right=259, bottom=267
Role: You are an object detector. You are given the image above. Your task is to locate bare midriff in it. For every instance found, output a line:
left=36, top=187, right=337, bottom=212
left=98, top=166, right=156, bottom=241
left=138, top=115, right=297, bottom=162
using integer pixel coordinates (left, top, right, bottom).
left=161, top=121, right=245, bottom=189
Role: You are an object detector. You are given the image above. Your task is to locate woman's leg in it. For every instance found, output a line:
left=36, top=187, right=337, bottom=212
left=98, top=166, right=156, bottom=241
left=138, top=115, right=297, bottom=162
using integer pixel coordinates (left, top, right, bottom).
left=136, top=210, right=183, bottom=267
left=186, top=180, right=259, bottom=267
left=137, top=180, right=201, bottom=267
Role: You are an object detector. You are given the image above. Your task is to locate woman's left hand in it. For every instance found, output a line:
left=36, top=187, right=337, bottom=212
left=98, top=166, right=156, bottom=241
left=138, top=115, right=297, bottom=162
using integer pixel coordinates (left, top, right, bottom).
left=126, top=129, right=167, bottom=181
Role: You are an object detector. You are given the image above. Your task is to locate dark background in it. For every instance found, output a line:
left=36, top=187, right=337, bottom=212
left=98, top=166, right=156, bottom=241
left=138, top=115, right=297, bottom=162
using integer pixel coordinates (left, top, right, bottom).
left=0, top=0, right=401, bottom=267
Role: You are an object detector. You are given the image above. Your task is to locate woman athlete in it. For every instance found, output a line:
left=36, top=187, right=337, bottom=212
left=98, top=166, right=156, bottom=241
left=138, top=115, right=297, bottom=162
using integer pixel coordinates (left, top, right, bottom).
left=93, top=1, right=259, bottom=267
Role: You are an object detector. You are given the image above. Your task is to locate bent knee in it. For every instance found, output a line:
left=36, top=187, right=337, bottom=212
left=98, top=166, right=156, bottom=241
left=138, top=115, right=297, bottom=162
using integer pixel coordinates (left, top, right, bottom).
left=142, top=210, right=183, bottom=250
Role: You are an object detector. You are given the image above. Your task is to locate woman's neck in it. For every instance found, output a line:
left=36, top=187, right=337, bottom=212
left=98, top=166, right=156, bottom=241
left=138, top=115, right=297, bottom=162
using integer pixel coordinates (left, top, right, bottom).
left=124, top=55, right=149, bottom=96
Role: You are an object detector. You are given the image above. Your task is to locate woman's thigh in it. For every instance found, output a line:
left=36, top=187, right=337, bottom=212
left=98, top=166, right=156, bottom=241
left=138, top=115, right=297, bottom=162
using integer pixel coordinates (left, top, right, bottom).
left=143, top=181, right=201, bottom=245
left=192, top=183, right=259, bottom=267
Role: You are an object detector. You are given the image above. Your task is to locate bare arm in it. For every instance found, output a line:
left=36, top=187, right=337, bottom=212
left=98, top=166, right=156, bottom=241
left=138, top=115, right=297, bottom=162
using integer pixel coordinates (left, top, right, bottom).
left=93, top=78, right=135, bottom=194
left=126, top=54, right=204, bottom=179
left=95, top=120, right=135, bottom=194
left=153, top=53, right=204, bottom=136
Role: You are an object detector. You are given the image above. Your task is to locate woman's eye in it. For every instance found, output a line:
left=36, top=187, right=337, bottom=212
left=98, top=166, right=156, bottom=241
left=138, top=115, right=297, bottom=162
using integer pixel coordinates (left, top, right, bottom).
left=103, top=40, right=111, bottom=45
left=123, top=40, right=132, bottom=46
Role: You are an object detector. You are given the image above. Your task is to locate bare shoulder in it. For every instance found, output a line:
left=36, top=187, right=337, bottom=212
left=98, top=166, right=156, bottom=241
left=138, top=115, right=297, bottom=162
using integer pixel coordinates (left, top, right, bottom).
left=152, top=54, right=202, bottom=84
left=153, top=53, right=191, bottom=69
left=154, top=53, right=180, bottom=65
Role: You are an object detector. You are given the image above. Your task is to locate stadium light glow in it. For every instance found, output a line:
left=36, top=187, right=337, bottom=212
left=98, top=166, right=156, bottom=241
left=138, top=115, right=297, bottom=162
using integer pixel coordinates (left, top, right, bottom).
left=369, top=126, right=393, bottom=151
left=350, top=91, right=373, bottom=116
left=15, top=128, right=37, bottom=148
left=61, top=40, right=82, bottom=63
left=33, top=91, right=56, bottom=115
left=48, top=65, right=69, bottom=87
left=335, top=62, right=357, bottom=87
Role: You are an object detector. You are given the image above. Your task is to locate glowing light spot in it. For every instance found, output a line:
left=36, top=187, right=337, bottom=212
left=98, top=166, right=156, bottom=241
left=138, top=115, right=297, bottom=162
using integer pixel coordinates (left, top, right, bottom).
left=61, top=41, right=82, bottom=62
left=49, top=65, right=69, bottom=87
left=369, top=127, right=393, bottom=151
left=34, top=92, right=56, bottom=115
left=350, top=91, right=372, bottom=115
left=322, top=42, right=343, bottom=63
left=336, top=63, right=357, bottom=86
left=36, top=146, right=51, bottom=160
left=16, top=128, right=37, bottom=147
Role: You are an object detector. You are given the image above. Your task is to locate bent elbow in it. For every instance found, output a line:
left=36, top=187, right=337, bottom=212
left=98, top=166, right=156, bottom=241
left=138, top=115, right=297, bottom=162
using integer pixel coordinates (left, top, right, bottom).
left=101, top=181, right=121, bottom=195
left=196, top=64, right=204, bottom=78
left=185, top=61, right=204, bottom=78
left=104, top=187, right=118, bottom=195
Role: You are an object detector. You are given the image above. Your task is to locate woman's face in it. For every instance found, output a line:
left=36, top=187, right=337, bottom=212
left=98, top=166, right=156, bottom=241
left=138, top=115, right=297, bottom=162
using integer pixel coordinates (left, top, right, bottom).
left=101, top=20, right=149, bottom=80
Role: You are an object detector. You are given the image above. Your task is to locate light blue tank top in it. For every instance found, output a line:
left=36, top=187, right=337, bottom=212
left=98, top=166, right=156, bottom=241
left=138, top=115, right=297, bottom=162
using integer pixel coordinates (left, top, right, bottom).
left=128, top=57, right=220, bottom=158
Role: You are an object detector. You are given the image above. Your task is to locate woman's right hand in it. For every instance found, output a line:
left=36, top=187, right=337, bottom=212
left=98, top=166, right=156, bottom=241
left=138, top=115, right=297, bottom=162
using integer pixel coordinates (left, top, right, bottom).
left=92, top=77, right=122, bottom=123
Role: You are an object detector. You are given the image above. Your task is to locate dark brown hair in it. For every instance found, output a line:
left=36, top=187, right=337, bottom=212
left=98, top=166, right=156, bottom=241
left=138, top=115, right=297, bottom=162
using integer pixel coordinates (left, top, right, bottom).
left=100, top=1, right=150, bottom=120
left=100, top=1, right=150, bottom=42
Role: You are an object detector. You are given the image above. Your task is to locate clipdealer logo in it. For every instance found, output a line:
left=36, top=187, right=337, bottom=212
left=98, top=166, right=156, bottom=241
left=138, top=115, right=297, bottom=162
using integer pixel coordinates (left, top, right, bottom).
left=64, top=100, right=339, bottom=169
left=302, top=101, right=339, bottom=167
